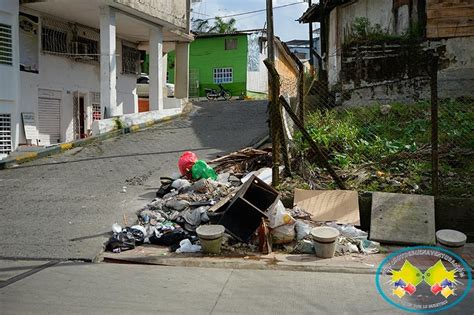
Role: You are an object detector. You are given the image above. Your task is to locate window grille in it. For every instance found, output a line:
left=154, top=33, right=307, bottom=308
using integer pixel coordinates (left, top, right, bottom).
left=90, top=92, right=101, bottom=121
left=225, top=38, right=237, bottom=50
left=0, top=23, right=13, bottom=65
left=0, top=114, right=12, bottom=155
left=122, top=44, right=140, bottom=75
left=213, top=67, right=233, bottom=84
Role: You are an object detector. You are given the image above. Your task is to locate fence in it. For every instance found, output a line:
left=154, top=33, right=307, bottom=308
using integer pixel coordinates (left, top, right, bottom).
left=266, top=56, right=473, bottom=198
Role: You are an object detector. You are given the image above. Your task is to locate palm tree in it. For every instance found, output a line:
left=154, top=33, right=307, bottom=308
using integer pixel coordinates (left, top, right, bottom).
left=192, top=18, right=210, bottom=33
left=208, top=17, right=237, bottom=34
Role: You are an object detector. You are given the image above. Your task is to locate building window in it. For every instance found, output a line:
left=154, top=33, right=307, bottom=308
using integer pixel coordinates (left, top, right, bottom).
left=42, top=27, right=68, bottom=55
left=213, top=67, right=233, bottom=84
left=225, top=38, right=237, bottom=50
left=0, top=23, right=13, bottom=65
left=71, top=36, right=99, bottom=62
left=0, top=113, right=12, bottom=156
left=122, top=44, right=140, bottom=75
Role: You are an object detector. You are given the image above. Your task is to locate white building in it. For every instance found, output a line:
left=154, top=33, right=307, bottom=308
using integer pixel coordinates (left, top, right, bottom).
left=0, top=0, right=192, bottom=158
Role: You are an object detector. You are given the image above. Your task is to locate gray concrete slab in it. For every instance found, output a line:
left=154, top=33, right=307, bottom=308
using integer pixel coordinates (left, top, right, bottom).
left=0, top=260, right=50, bottom=281
left=1, top=263, right=472, bottom=314
left=0, top=101, right=268, bottom=261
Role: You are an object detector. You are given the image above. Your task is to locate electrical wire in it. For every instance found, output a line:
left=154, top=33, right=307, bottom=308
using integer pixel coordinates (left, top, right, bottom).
left=199, top=1, right=306, bottom=21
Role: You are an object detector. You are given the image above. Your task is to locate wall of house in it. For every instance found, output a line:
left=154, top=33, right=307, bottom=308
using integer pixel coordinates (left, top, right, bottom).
left=427, top=0, right=474, bottom=38
left=189, top=35, right=248, bottom=97
left=275, top=46, right=298, bottom=98
left=112, top=0, right=187, bottom=31
left=246, top=35, right=267, bottom=97
left=17, top=9, right=137, bottom=145
left=0, top=2, right=20, bottom=154
left=339, top=36, right=474, bottom=106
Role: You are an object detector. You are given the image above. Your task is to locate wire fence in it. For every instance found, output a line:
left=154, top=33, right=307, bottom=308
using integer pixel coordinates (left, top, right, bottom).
left=270, top=57, right=473, bottom=198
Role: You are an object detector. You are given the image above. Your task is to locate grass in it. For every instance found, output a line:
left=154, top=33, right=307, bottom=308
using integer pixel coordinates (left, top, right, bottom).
left=294, top=100, right=474, bottom=197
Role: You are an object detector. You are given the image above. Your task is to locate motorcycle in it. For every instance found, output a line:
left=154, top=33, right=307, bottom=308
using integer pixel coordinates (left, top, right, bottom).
left=205, top=84, right=232, bottom=101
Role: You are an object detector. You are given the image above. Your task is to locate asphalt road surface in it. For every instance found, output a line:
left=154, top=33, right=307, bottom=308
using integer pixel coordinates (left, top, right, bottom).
left=0, top=101, right=268, bottom=261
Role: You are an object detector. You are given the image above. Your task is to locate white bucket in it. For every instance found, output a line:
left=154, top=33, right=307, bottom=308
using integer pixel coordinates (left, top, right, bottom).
left=310, top=226, right=340, bottom=259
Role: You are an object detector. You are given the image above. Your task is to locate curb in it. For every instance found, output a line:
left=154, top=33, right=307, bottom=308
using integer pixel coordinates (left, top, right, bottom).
left=0, top=112, right=183, bottom=170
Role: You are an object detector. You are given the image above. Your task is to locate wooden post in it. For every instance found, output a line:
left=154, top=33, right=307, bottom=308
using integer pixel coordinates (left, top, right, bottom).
left=264, top=59, right=281, bottom=187
left=289, top=52, right=305, bottom=126
left=266, top=0, right=275, bottom=63
left=430, top=56, right=439, bottom=197
left=279, top=95, right=347, bottom=190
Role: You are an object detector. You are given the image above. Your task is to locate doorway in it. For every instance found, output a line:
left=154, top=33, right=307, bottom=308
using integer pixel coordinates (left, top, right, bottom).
left=73, top=92, right=88, bottom=140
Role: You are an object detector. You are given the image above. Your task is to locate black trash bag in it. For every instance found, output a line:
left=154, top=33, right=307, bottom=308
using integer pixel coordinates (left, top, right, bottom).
left=156, top=177, right=174, bottom=198
left=124, top=227, right=145, bottom=246
left=149, top=228, right=188, bottom=246
left=106, top=232, right=136, bottom=252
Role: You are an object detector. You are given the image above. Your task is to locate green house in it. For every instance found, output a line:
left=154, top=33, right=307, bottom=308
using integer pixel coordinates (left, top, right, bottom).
left=167, top=32, right=268, bottom=98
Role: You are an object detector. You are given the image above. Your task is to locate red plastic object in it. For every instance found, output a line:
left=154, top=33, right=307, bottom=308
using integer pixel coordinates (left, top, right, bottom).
left=178, top=151, right=197, bottom=178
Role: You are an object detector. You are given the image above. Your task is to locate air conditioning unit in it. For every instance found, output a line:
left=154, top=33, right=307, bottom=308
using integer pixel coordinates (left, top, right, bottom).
left=70, top=41, right=92, bottom=60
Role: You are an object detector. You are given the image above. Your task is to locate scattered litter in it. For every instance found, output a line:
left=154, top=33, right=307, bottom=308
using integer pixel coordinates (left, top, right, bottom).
left=192, top=160, right=218, bottom=180
left=176, top=239, right=201, bottom=253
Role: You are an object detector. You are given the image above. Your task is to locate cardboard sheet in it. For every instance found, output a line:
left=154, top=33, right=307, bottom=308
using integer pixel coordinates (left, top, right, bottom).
left=293, top=189, right=360, bottom=225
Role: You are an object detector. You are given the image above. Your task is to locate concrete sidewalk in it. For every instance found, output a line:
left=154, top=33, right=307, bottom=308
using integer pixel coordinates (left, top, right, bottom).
left=99, top=243, right=474, bottom=274
left=1, top=261, right=472, bottom=314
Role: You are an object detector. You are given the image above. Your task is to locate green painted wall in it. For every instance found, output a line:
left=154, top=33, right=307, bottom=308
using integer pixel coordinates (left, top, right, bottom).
left=166, top=34, right=248, bottom=97
left=167, top=51, right=175, bottom=84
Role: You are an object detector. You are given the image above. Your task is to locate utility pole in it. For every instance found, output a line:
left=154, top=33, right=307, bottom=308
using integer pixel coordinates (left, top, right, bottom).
left=308, top=0, right=314, bottom=76
left=266, top=0, right=275, bottom=62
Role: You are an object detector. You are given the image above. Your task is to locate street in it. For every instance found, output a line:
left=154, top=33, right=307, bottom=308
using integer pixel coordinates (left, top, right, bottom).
left=0, top=262, right=413, bottom=314
left=0, top=101, right=268, bottom=261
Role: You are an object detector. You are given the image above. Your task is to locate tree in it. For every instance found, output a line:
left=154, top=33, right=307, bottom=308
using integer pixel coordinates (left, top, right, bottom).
left=208, top=17, right=237, bottom=33
left=191, top=17, right=237, bottom=34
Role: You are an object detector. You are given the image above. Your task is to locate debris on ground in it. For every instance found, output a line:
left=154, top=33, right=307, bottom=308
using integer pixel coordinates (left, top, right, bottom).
left=105, top=151, right=381, bottom=259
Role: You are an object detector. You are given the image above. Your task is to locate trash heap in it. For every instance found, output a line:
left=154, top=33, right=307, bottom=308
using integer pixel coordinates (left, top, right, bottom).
left=106, top=149, right=380, bottom=258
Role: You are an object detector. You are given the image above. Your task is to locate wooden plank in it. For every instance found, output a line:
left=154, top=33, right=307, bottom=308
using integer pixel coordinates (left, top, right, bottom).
left=370, top=192, right=436, bottom=245
left=427, top=25, right=474, bottom=37
left=427, top=16, right=474, bottom=28
left=427, top=6, right=474, bottom=19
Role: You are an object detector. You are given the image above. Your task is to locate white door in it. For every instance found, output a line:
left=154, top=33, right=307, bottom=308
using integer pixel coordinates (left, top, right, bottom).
left=38, top=89, right=61, bottom=145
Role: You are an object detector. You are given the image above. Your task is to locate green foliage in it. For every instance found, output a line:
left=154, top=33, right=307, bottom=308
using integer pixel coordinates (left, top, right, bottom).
left=192, top=17, right=237, bottom=34
left=344, top=17, right=422, bottom=45
left=295, top=100, right=474, bottom=196
left=113, top=117, right=124, bottom=130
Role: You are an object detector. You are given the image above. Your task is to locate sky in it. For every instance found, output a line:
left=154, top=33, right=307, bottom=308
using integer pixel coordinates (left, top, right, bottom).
left=190, top=0, right=312, bottom=42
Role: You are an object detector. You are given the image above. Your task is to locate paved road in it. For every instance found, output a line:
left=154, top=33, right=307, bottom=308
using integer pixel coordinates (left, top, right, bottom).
left=1, top=262, right=472, bottom=314
left=0, top=101, right=268, bottom=261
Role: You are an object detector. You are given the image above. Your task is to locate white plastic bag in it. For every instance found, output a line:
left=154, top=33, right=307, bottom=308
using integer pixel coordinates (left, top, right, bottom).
left=112, top=223, right=122, bottom=233
left=271, top=223, right=296, bottom=244
left=175, top=239, right=201, bottom=253
left=268, top=201, right=295, bottom=228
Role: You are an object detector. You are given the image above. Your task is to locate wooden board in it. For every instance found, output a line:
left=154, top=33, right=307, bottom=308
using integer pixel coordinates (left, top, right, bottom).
left=21, top=112, right=38, bottom=143
left=370, top=192, right=436, bottom=245
left=293, top=189, right=360, bottom=225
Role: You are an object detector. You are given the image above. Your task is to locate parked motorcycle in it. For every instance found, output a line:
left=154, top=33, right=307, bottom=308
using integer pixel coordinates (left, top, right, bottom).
left=205, top=84, right=232, bottom=101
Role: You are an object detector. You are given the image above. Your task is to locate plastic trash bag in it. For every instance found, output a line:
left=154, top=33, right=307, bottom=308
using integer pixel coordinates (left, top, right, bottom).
left=191, top=160, right=218, bottom=180
left=271, top=223, right=296, bottom=244
left=178, top=151, right=198, bottom=178
left=268, top=201, right=295, bottom=228
left=149, top=228, right=187, bottom=246
left=295, top=221, right=311, bottom=240
left=175, top=239, right=201, bottom=253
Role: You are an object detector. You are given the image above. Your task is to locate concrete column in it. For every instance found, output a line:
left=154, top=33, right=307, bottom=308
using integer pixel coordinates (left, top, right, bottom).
left=149, top=26, right=163, bottom=111
left=162, top=53, right=168, bottom=97
left=99, top=6, right=118, bottom=118
left=174, top=42, right=189, bottom=99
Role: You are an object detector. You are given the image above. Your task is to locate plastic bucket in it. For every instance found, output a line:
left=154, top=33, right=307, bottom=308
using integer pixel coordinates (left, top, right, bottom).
left=196, top=225, right=225, bottom=255
left=310, top=226, right=340, bottom=259
left=436, top=229, right=467, bottom=256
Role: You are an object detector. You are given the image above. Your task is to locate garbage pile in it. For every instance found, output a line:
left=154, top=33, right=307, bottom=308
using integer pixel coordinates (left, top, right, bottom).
left=106, top=149, right=380, bottom=258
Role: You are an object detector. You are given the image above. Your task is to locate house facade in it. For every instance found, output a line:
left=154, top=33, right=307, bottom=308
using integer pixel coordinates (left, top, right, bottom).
left=0, top=0, right=191, bottom=158
left=299, top=0, right=474, bottom=105
left=167, top=32, right=298, bottom=99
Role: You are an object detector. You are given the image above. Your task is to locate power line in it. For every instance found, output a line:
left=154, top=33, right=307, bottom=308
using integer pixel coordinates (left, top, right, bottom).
left=197, top=1, right=305, bottom=21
